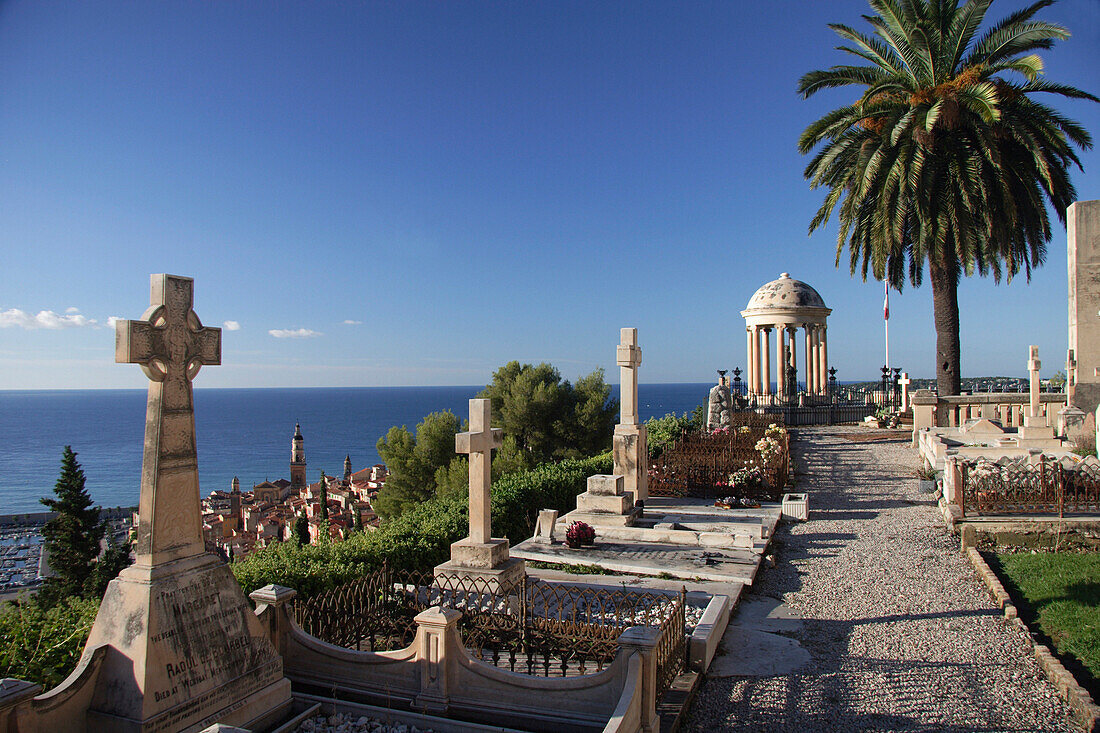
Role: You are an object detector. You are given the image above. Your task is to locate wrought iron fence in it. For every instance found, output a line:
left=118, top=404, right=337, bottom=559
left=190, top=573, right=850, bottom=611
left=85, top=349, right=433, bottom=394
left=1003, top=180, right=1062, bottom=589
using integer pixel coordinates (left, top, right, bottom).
left=648, top=421, right=789, bottom=500
left=727, top=367, right=904, bottom=425
left=293, top=567, right=688, bottom=695
left=959, top=458, right=1100, bottom=516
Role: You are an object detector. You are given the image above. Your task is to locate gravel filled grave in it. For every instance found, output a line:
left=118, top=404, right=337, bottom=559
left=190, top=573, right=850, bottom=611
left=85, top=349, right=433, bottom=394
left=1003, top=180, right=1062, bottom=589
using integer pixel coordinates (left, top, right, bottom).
left=686, top=426, right=1078, bottom=732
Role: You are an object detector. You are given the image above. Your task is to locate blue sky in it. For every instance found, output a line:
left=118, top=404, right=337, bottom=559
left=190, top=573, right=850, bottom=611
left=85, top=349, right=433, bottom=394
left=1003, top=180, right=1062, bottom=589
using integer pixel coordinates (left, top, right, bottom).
left=1, top=0, right=1098, bottom=389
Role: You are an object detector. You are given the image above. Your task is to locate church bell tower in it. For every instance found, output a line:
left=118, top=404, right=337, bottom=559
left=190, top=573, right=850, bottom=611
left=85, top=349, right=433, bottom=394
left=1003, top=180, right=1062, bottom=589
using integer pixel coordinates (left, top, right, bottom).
left=291, top=422, right=307, bottom=489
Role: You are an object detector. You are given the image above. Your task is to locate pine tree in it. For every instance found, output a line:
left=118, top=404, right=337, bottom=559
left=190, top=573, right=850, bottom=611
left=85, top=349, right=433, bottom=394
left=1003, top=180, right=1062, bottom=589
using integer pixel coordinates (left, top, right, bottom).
left=39, top=447, right=105, bottom=605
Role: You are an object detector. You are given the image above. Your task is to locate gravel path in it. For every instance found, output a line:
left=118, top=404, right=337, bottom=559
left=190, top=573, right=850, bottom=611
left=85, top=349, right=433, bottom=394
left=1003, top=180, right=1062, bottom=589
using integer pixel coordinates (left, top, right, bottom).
left=686, top=426, right=1078, bottom=732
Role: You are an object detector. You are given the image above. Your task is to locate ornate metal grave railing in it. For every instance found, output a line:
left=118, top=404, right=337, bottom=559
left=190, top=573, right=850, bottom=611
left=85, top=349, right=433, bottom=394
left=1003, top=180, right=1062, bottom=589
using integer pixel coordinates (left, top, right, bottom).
left=648, top=422, right=789, bottom=501
left=292, top=567, right=688, bottom=695
left=959, top=458, right=1100, bottom=516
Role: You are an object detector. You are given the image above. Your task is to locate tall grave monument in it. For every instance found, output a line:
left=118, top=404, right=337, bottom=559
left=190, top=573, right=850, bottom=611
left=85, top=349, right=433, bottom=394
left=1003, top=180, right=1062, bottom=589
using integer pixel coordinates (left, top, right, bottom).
left=613, top=328, right=648, bottom=507
left=1068, top=200, right=1100, bottom=418
left=46, top=275, right=291, bottom=732
left=434, top=398, right=524, bottom=592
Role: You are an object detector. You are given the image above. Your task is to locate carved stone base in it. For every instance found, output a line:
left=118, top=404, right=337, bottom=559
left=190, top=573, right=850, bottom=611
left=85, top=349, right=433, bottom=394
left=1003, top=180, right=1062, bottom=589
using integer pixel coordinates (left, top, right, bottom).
left=613, top=424, right=648, bottom=504
left=561, top=507, right=641, bottom=528
left=75, top=552, right=291, bottom=733
left=433, top=556, right=525, bottom=595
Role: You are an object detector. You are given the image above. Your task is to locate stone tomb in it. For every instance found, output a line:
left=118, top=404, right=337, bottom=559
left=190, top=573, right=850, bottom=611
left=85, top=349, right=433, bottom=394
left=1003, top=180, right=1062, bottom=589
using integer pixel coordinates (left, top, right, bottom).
left=29, top=275, right=291, bottom=733
left=434, top=398, right=524, bottom=592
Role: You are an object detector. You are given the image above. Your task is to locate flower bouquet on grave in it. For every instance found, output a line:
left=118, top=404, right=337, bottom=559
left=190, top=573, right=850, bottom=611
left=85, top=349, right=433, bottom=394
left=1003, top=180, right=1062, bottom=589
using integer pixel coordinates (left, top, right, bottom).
left=565, top=521, right=596, bottom=549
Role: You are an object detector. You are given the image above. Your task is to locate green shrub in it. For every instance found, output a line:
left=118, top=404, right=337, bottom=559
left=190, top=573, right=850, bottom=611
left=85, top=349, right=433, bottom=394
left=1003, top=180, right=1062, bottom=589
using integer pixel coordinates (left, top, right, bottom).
left=0, top=596, right=100, bottom=689
left=232, top=452, right=612, bottom=599
left=645, top=412, right=695, bottom=459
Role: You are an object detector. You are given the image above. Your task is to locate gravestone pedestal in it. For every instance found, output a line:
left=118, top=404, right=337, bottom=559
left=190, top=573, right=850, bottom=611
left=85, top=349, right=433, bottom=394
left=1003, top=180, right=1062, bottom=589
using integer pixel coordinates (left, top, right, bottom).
left=564, top=474, right=641, bottom=527
left=85, top=554, right=290, bottom=732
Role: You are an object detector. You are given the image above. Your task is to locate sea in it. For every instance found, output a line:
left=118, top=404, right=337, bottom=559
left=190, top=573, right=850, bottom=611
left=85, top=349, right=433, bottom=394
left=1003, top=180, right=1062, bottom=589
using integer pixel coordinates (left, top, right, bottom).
left=0, top=384, right=711, bottom=514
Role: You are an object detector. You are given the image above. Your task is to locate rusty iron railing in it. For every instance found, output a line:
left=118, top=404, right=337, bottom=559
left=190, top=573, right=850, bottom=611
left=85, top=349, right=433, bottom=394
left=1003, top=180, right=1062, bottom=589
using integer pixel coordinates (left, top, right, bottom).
left=293, top=567, right=687, bottom=692
left=959, top=458, right=1100, bottom=517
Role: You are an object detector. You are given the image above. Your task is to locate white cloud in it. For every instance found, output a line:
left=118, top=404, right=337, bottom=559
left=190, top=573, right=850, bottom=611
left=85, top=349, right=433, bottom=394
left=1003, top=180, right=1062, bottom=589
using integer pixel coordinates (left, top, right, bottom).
left=223, top=320, right=241, bottom=331
left=65, top=306, right=80, bottom=314
left=269, top=328, right=322, bottom=339
left=0, top=308, right=97, bottom=329
left=342, top=319, right=363, bottom=325
left=106, top=316, right=121, bottom=329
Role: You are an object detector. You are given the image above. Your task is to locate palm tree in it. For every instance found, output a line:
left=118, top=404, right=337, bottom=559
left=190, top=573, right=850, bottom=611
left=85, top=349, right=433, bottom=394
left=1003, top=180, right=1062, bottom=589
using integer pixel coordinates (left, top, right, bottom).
left=799, top=0, right=1096, bottom=396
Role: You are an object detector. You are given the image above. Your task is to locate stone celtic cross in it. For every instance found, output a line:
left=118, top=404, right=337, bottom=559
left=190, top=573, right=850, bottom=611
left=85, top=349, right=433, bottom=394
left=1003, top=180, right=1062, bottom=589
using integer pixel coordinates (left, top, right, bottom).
left=617, top=327, right=642, bottom=426
left=456, top=398, right=502, bottom=545
left=116, top=274, right=221, bottom=565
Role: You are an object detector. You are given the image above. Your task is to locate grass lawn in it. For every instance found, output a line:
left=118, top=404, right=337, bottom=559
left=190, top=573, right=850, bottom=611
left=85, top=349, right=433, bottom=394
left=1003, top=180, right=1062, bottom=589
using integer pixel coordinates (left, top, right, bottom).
left=995, top=552, right=1100, bottom=687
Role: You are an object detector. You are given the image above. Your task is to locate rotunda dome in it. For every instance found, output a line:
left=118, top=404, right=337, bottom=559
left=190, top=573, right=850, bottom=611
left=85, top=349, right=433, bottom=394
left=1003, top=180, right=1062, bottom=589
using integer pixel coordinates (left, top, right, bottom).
left=745, top=273, right=826, bottom=311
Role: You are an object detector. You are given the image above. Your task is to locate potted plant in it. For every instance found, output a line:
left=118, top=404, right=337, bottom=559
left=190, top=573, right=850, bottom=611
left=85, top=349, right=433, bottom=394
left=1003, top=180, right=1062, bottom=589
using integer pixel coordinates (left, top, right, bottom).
left=565, top=521, right=596, bottom=548
left=916, top=464, right=937, bottom=493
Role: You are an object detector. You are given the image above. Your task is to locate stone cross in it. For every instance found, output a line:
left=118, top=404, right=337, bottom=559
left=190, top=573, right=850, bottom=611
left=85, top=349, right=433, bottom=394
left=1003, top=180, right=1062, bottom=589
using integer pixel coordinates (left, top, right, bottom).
left=899, top=372, right=912, bottom=412
left=617, top=327, right=642, bottom=426
left=116, top=274, right=221, bottom=565
left=1028, top=345, right=1042, bottom=418
left=1066, top=348, right=1077, bottom=406
left=456, top=398, right=502, bottom=545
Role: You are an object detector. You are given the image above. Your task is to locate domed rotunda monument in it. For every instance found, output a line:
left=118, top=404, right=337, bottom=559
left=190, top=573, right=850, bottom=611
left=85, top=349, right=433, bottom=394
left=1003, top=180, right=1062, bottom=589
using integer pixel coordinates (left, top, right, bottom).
left=740, top=273, right=832, bottom=400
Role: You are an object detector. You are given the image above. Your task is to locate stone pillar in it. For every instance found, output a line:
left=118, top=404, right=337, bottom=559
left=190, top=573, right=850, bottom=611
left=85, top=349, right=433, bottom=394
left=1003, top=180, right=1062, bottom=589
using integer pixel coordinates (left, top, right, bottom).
left=1027, top=346, right=1042, bottom=420
left=413, top=607, right=462, bottom=716
left=745, top=327, right=755, bottom=396
left=751, top=327, right=762, bottom=395
left=0, top=679, right=40, bottom=733
left=792, top=325, right=800, bottom=391
left=1068, top=200, right=1100, bottom=416
left=776, top=326, right=787, bottom=398
left=613, top=328, right=648, bottom=505
left=1066, top=348, right=1078, bottom=407
left=761, top=328, right=772, bottom=396
left=820, top=328, right=829, bottom=393
left=804, top=326, right=814, bottom=395
left=616, top=626, right=661, bottom=733
left=250, top=584, right=297, bottom=658
left=911, top=389, right=938, bottom=447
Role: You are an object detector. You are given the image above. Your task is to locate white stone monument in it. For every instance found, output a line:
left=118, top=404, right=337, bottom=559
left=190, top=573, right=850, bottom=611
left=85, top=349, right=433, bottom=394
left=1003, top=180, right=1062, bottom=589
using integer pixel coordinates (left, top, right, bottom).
left=613, top=328, right=648, bottom=506
left=58, top=275, right=292, bottom=732
left=434, top=398, right=524, bottom=591
left=707, top=373, right=733, bottom=430
left=564, top=473, right=640, bottom=527
left=1021, top=345, right=1055, bottom=439
left=1068, top=200, right=1100, bottom=417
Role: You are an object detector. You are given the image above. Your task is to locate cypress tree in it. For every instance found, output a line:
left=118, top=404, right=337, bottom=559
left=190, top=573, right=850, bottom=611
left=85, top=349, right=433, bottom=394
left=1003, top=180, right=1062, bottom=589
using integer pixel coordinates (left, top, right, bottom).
left=39, top=447, right=105, bottom=605
left=295, top=511, right=310, bottom=545
left=318, top=471, right=329, bottom=521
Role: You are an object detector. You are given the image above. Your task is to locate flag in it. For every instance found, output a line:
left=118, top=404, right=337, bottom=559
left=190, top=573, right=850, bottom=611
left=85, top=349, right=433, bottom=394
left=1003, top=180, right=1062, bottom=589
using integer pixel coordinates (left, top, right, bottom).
left=883, top=281, right=890, bottom=320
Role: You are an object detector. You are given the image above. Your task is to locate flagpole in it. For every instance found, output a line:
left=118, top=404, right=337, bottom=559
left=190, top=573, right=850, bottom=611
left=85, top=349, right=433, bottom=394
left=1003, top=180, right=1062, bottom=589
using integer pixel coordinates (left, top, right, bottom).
left=884, top=280, right=890, bottom=372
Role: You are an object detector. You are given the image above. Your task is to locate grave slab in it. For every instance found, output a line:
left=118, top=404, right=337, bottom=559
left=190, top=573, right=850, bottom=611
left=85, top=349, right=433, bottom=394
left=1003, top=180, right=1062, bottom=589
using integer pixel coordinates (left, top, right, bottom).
left=512, top=538, right=763, bottom=584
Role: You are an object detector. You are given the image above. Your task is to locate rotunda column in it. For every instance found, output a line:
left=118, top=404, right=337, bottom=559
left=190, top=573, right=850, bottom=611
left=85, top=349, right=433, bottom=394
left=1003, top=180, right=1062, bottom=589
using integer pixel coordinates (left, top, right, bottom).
left=814, top=326, right=824, bottom=393
left=788, top=328, right=798, bottom=394
left=761, top=327, right=772, bottom=396
left=745, top=326, right=755, bottom=396
left=804, top=325, right=814, bottom=395
left=776, top=326, right=787, bottom=398
left=752, top=326, right=762, bottom=394
left=820, top=327, right=829, bottom=393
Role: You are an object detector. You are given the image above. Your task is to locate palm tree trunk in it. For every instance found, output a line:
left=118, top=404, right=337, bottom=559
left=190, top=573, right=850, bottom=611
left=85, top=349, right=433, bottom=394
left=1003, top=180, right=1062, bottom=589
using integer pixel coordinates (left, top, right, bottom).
left=929, top=262, right=961, bottom=396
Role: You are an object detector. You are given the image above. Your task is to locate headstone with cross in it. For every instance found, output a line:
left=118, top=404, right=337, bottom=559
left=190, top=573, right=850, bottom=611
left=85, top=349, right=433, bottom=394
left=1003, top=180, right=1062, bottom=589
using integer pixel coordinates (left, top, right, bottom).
left=435, top=398, right=524, bottom=591
left=1027, top=345, right=1042, bottom=419
left=899, top=372, right=912, bottom=412
left=61, top=275, right=292, bottom=732
left=613, top=328, right=649, bottom=505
